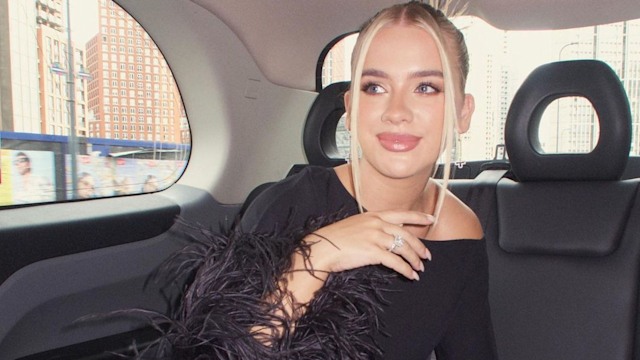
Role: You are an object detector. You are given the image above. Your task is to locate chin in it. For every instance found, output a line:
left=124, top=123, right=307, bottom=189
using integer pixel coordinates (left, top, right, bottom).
left=379, top=164, right=429, bottom=180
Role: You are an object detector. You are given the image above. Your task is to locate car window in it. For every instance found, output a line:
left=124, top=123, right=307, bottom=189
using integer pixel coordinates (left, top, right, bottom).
left=0, top=0, right=189, bottom=207
left=321, top=16, right=640, bottom=162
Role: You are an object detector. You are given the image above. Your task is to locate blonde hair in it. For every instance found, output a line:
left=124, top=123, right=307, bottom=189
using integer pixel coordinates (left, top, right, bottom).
left=347, top=1, right=469, bottom=220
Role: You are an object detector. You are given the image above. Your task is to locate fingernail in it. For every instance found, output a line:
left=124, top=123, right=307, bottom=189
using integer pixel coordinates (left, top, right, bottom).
left=419, top=261, right=425, bottom=272
left=413, top=271, right=420, bottom=281
left=425, top=250, right=432, bottom=261
left=424, top=214, right=435, bottom=222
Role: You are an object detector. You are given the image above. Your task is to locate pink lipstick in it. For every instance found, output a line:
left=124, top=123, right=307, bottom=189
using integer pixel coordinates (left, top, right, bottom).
left=377, top=133, right=421, bottom=152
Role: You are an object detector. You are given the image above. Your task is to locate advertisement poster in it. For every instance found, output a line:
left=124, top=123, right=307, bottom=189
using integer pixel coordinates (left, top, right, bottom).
left=66, top=155, right=186, bottom=198
left=0, top=150, right=56, bottom=206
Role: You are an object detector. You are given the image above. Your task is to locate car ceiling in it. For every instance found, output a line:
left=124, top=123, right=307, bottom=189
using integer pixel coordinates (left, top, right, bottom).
left=189, top=0, right=640, bottom=90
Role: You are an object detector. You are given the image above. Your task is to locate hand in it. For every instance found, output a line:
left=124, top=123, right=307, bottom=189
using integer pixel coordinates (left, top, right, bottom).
left=302, top=211, right=434, bottom=281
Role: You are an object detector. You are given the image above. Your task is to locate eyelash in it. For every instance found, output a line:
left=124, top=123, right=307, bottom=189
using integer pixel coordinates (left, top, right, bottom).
left=361, top=81, right=383, bottom=94
left=417, top=82, right=441, bottom=94
left=360, top=81, right=442, bottom=94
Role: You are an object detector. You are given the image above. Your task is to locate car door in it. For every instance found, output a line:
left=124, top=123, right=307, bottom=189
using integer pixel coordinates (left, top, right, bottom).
left=0, top=0, right=239, bottom=358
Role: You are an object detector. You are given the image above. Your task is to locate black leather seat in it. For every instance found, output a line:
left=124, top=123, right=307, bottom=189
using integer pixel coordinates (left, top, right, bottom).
left=484, top=60, right=639, bottom=359
left=303, top=81, right=350, bottom=167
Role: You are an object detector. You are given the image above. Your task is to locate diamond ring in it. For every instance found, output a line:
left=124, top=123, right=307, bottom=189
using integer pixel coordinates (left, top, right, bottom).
left=388, top=234, right=405, bottom=253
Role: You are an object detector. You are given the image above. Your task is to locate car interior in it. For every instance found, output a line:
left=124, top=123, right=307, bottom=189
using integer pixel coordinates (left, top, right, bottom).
left=1, top=0, right=640, bottom=359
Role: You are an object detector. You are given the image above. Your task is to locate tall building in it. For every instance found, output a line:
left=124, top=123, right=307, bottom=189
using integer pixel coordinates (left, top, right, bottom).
left=321, top=38, right=349, bottom=88
left=2, top=0, right=90, bottom=136
left=36, top=0, right=90, bottom=137
left=591, top=20, right=640, bottom=155
left=465, top=19, right=640, bottom=158
left=535, top=20, right=640, bottom=155
left=3, top=0, right=43, bottom=133
left=85, top=0, right=185, bottom=144
left=2, top=0, right=188, bottom=147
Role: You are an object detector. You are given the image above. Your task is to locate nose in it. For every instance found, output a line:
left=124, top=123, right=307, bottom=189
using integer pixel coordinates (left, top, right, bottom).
left=381, top=91, right=412, bottom=124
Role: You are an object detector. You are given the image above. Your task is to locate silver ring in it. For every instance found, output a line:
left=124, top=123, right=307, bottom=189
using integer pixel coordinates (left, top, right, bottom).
left=388, top=234, right=405, bottom=253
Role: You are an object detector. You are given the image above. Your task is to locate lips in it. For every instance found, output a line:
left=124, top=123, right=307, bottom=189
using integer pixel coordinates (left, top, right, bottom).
left=377, top=132, right=421, bottom=152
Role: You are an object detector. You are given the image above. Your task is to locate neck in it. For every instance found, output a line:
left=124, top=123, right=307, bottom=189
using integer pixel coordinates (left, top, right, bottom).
left=355, top=162, right=433, bottom=213
left=334, top=163, right=437, bottom=239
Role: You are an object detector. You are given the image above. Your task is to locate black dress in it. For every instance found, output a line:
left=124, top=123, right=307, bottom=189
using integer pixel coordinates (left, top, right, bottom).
left=239, top=166, right=498, bottom=360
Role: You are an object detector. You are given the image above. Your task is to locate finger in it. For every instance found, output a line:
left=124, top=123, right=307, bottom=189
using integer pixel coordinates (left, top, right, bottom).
left=377, top=210, right=435, bottom=227
left=385, top=233, right=426, bottom=272
left=381, top=224, right=431, bottom=261
left=378, top=250, right=421, bottom=281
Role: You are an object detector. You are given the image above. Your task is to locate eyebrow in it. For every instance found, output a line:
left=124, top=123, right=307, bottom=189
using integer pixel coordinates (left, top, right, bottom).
left=361, top=69, right=443, bottom=79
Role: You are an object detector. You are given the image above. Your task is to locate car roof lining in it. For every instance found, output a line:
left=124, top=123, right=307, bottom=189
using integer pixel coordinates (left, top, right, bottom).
left=189, top=0, right=640, bottom=91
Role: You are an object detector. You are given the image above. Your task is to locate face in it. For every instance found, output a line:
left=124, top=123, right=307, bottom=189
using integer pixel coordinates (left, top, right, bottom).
left=143, top=177, right=158, bottom=192
left=348, top=24, right=447, bottom=181
left=14, top=156, right=30, bottom=175
left=78, top=175, right=95, bottom=198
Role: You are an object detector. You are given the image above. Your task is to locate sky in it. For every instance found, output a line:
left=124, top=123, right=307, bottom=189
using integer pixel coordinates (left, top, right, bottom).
left=68, top=0, right=98, bottom=45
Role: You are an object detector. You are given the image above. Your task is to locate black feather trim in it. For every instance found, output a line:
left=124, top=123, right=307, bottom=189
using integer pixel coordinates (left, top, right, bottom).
left=125, top=212, right=396, bottom=359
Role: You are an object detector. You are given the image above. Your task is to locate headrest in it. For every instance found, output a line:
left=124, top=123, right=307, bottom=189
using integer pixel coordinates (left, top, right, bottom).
left=505, top=60, right=631, bottom=181
left=303, top=81, right=350, bottom=167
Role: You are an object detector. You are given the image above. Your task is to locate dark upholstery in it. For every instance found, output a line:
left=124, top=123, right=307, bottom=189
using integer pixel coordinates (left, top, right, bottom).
left=497, top=181, right=636, bottom=256
left=485, top=60, right=640, bottom=359
left=303, top=81, right=350, bottom=167
left=505, top=60, right=631, bottom=181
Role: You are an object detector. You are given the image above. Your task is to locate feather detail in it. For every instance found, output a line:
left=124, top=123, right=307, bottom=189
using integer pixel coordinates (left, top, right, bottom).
left=119, top=212, right=396, bottom=359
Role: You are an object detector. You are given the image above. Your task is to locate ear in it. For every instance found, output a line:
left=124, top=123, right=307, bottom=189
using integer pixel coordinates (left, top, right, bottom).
left=456, top=94, right=475, bottom=134
left=344, top=90, right=352, bottom=130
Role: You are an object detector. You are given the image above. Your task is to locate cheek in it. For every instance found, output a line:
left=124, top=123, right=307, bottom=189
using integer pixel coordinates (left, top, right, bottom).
left=358, top=98, right=383, bottom=120
left=355, top=102, right=383, bottom=134
left=419, top=108, right=445, bottom=132
left=419, top=114, right=446, bottom=151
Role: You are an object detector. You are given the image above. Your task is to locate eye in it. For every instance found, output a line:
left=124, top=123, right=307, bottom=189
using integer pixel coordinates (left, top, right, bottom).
left=416, top=82, right=440, bottom=94
left=361, top=82, right=386, bottom=94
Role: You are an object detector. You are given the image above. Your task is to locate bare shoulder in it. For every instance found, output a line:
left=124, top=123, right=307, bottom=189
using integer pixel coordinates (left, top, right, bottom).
left=427, top=188, right=483, bottom=241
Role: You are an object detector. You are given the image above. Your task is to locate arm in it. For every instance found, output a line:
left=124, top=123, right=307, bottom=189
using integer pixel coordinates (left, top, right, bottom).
left=284, top=211, right=433, bottom=307
left=163, top=170, right=435, bottom=357
left=239, top=173, right=433, bottom=309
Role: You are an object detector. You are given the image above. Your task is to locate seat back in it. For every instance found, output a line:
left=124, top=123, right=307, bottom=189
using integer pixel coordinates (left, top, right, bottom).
left=484, top=60, right=639, bottom=359
left=303, top=81, right=350, bottom=167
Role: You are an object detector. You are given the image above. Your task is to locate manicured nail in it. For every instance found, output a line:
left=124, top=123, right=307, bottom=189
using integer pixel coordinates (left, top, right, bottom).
left=424, top=214, right=435, bottom=222
left=413, top=271, right=420, bottom=281
left=425, top=250, right=432, bottom=261
left=419, top=261, right=425, bottom=272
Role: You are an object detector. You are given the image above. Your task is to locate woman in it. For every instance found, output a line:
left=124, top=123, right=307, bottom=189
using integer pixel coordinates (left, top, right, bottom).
left=158, top=2, right=497, bottom=359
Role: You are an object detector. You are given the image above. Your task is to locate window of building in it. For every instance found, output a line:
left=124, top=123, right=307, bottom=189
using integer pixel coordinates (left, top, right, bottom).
left=0, top=0, right=190, bottom=207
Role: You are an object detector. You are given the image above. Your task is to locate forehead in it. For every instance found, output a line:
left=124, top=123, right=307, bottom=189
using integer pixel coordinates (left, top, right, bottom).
left=365, top=23, right=442, bottom=70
